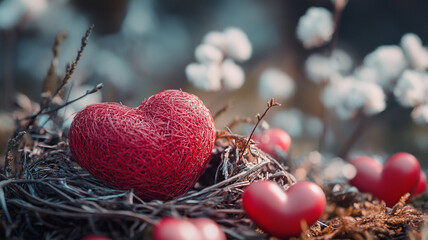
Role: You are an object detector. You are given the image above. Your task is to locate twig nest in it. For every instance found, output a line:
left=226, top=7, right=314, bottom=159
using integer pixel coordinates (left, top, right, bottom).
left=68, top=89, right=216, bottom=201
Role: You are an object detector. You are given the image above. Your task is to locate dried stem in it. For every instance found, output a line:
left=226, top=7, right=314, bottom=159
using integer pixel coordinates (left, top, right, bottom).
left=227, top=116, right=256, bottom=130
left=317, top=2, right=346, bottom=152
left=3, top=131, right=26, bottom=177
left=213, top=101, right=232, bottom=120
left=43, top=83, right=103, bottom=116
left=23, top=25, right=94, bottom=129
left=42, top=31, right=68, bottom=103
left=238, top=98, right=280, bottom=162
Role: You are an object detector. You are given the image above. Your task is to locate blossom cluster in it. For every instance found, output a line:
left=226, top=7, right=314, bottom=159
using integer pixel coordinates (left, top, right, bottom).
left=185, top=27, right=252, bottom=91
left=298, top=6, right=428, bottom=124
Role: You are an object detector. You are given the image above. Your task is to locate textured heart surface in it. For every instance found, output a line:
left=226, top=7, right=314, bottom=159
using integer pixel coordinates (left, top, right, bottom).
left=69, top=90, right=216, bottom=201
left=242, top=181, right=326, bottom=238
left=350, top=153, right=422, bottom=207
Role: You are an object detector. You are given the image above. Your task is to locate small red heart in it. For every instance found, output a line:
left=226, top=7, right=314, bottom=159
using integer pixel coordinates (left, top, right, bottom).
left=252, top=128, right=291, bottom=159
left=414, top=171, right=427, bottom=196
left=242, top=181, right=326, bottom=238
left=153, top=217, right=226, bottom=240
left=350, top=153, right=421, bottom=207
left=153, top=217, right=203, bottom=240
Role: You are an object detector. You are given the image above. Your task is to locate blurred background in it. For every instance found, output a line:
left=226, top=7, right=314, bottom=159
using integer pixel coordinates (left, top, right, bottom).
left=1, top=0, right=428, bottom=166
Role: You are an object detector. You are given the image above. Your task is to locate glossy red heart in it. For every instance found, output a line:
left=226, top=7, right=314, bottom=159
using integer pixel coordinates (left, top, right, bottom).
left=153, top=217, right=226, bottom=240
left=153, top=217, right=203, bottom=240
left=252, top=128, right=291, bottom=159
left=350, top=152, right=422, bottom=207
left=242, top=181, right=326, bottom=238
left=414, top=171, right=427, bottom=196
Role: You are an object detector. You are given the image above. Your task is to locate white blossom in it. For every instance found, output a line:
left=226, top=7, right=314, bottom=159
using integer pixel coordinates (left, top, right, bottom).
left=305, top=54, right=338, bottom=83
left=188, top=27, right=251, bottom=91
left=362, top=45, right=407, bottom=88
left=305, top=49, right=353, bottom=84
left=221, top=59, right=245, bottom=91
left=411, top=104, right=428, bottom=125
left=400, top=33, right=428, bottom=70
left=203, top=31, right=228, bottom=51
left=272, top=109, right=304, bottom=137
left=296, top=7, right=334, bottom=49
left=202, top=27, right=252, bottom=62
left=223, top=27, right=252, bottom=61
left=258, top=68, right=295, bottom=100
left=354, top=66, right=381, bottom=83
left=322, top=76, right=386, bottom=119
left=195, top=44, right=224, bottom=64
left=394, top=70, right=428, bottom=107
left=185, top=63, right=222, bottom=91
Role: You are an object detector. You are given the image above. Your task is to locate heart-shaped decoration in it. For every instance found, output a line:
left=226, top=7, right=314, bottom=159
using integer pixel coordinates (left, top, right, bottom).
left=69, top=90, right=216, bottom=201
left=153, top=217, right=226, bottom=240
left=242, top=181, right=326, bottom=238
left=349, top=153, right=422, bottom=207
left=252, top=128, right=291, bottom=159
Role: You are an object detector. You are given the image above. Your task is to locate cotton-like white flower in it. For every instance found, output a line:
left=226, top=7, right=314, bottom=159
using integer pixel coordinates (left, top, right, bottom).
left=360, top=81, right=387, bottom=115
left=221, top=59, right=245, bottom=91
left=394, top=70, right=428, bottom=107
left=354, top=66, right=381, bottom=83
left=185, top=63, right=222, bottom=91
left=202, top=27, right=252, bottom=62
left=305, top=54, right=340, bottom=84
left=258, top=68, right=295, bottom=100
left=400, top=33, right=428, bottom=70
left=322, top=76, right=386, bottom=119
left=203, top=31, right=227, bottom=51
left=305, top=54, right=337, bottom=83
left=187, top=27, right=251, bottom=91
left=223, top=27, right=252, bottom=61
left=411, top=104, right=428, bottom=125
left=272, top=109, right=304, bottom=137
left=296, top=7, right=334, bottom=49
left=362, top=45, right=407, bottom=88
left=305, top=49, right=352, bottom=84
left=195, top=44, right=224, bottom=64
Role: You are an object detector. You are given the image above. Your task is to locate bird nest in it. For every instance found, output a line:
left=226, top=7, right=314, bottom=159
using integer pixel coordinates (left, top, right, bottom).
left=1, top=127, right=296, bottom=240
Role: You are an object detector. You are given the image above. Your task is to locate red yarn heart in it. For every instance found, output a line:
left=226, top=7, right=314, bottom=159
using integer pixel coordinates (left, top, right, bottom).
left=349, top=153, right=421, bottom=207
left=68, top=90, right=216, bottom=201
left=242, top=181, right=326, bottom=238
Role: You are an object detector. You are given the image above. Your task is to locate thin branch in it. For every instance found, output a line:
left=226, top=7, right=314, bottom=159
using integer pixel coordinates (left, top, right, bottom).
left=3, top=131, right=26, bottom=176
left=41, top=83, right=103, bottom=116
left=213, top=101, right=232, bottom=120
left=238, top=99, right=280, bottom=162
left=42, top=31, right=68, bottom=104
left=24, top=25, right=94, bottom=129
left=318, top=2, right=346, bottom=152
